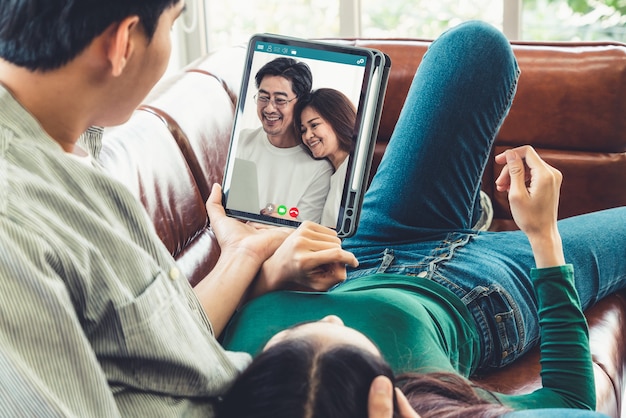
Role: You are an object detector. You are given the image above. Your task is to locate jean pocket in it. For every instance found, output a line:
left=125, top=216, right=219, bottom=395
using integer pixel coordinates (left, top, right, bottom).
left=464, top=285, right=524, bottom=368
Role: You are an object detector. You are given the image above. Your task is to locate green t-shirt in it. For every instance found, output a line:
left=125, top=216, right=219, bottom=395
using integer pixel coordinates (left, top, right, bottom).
left=223, top=274, right=479, bottom=376
left=222, top=265, right=594, bottom=410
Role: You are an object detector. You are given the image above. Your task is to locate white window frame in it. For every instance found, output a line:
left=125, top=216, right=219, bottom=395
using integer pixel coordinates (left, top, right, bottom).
left=173, top=0, right=522, bottom=72
left=502, top=0, right=522, bottom=40
left=338, top=0, right=521, bottom=39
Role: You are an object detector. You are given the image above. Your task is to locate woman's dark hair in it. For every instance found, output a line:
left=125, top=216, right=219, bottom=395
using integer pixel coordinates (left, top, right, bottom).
left=398, top=372, right=512, bottom=418
left=294, top=88, right=357, bottom=156
left=255, top=57, right=313, bottom=99
left=218, top=340, right=513, bottom=418
left=0, top=0, right=180, bottom=71
left=217, top=339, right=396, bottom=418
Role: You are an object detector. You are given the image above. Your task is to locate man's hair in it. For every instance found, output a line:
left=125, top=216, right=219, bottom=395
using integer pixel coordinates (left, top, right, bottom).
left=295, top=87, right=357, bottom=156
left=217, top=339, right=395, bottom=418
left=255, top=57, right=313, bottom=99
left=0, top=0, right=179, bottom=71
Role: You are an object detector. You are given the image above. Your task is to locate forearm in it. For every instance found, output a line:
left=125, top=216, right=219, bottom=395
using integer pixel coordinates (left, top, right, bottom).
left=527, top=225, right=565, bottom=268
left=193, top=248, right=264, bottom=336
left=243, top=261, right=315, bottom=303
left=244, top=265, right=276, bottom=302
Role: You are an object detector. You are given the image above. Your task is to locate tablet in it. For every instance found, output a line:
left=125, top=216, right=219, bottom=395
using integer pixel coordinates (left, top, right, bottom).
left=222, top=33, right=390, bottom=238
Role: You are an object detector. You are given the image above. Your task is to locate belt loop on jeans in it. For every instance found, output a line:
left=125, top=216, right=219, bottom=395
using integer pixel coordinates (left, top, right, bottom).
left=376, top=249, right=395, bottom=274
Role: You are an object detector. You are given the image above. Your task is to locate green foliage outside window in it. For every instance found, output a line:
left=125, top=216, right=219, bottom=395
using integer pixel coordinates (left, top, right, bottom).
left=361, top=0, right=625, bottom=42
left=524, top=0, right=626, bottom=41
left=202, top=0, right=626, bottom=52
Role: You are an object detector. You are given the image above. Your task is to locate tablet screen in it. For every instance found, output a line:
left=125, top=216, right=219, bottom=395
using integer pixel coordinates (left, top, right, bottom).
left=222, top=34, right=389, bottom=238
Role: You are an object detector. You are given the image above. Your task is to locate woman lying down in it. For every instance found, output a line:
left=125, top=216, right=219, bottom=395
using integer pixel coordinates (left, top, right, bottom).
left=217, top=21, right=626, bottom=418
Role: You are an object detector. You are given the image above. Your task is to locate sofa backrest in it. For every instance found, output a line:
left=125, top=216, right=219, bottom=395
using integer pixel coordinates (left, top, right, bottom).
left=100, top=38, right=626, bottom=283
left=334, top=39, right=626, bottom=230
left=100, top=47, right=246, bottom=286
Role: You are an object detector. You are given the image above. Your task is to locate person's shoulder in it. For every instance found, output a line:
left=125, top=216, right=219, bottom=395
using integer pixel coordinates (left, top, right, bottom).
left=312, top=156, right=333, bottom=175
left=0, top=136, right=43, bottom=218
left=292, top=145, right=333, bottom=171
left=238, top=127, right=263, bottom=144
left=333, top=157, right=350, bottom=178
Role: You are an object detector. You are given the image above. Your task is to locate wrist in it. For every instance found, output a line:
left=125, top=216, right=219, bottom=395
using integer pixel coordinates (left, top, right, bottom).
left=527, top=227, right=565, bottom=268
left=255, top=262, right=278, bottom=292
left=193, top=247, right=266, bottom=336
left=246, top=259, right=290, bottom=301
left=219, top=245, right=266, bottom=270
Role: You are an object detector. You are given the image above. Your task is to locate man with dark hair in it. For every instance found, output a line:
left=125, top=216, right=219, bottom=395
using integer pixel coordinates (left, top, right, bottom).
left=237, top=57, right=333, bottom=223
left=0, top=1, right=360, bottom=416
left=0, top=1, right=409, bottom=416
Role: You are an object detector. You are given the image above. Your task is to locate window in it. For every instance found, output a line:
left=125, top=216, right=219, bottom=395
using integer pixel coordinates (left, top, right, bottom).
left=205, top=0, right=342, bottom=47
left=360, top=0, right=504, bottom=39
left=170, top=0, right=625, bottom=72
left=523, top=0, right=626, bottom=41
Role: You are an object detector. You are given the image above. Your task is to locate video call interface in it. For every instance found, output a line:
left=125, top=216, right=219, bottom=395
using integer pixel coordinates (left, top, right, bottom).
left=224, top=36, right=376, bottom=229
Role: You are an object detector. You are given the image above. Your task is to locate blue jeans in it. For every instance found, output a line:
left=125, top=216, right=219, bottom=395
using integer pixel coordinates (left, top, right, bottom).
left=342, top=21, right=626, bottom=370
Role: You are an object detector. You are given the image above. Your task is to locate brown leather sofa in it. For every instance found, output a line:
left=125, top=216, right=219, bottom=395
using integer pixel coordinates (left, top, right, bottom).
left=100, top=37, right=626, bottom=417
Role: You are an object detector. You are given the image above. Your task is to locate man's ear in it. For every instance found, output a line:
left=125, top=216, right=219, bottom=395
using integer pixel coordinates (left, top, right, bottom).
left=107, top=16, right=141, bottom=77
